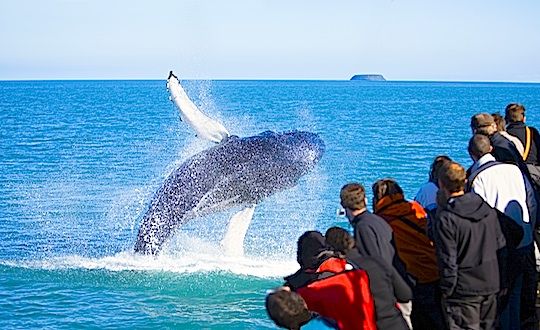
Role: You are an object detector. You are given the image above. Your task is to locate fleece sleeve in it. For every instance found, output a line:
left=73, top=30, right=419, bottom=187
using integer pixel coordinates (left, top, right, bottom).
left=354, top=224, right=384, bottom=260
left=470, top=177, right=488, bottom=205
left=532, top=126, right=540, bottom=163
left=434, top=213, right=458, bottom=297
left=390, top=265, right=413, bottom=303
left=524, top=174, right=538, bottom=227
left=494, top=211, right=508, bottom=289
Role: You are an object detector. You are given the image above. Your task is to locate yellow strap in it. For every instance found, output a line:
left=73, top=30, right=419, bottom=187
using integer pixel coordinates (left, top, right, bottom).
left=523, top=126, right=531, bottom=161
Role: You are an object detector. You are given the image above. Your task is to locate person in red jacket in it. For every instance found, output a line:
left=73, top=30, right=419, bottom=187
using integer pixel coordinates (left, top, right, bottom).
left=325, top=226, right=411, bottom=330
left=284, top=231, right=377, bottom=330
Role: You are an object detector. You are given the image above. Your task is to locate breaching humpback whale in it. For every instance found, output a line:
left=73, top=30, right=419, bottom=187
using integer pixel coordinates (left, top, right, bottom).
left=133, top=72, right=325, bottom=255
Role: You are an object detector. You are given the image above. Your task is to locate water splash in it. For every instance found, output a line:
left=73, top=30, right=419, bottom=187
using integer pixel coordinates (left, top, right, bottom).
left=1, top=245, right=297, bottom=279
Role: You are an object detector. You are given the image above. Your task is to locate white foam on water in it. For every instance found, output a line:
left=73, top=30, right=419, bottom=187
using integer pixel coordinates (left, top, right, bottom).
left=2, top=232, right=298, bottom=279
left=1, top=253, right=297, bottom=279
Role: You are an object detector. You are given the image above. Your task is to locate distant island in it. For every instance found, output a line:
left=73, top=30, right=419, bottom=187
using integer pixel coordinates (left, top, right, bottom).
left=350, top=74, right=386, bottom=81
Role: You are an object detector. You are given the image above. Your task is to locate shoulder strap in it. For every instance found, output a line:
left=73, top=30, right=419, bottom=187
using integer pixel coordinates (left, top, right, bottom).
left=523, top=126, right=531, bottom=161
left=378, top=200, right=429, bottom=236
left=466, top=160, right=503, bottom=191
left=396, top=216, right=427, bottom=236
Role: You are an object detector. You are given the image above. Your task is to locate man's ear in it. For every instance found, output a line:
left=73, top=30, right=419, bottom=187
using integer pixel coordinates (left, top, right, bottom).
left=489, top=146, right=493, bottom=153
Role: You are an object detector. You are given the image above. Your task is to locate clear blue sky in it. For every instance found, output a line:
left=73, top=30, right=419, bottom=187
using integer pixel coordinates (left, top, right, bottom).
left=1, top=0, right=539, bottom=81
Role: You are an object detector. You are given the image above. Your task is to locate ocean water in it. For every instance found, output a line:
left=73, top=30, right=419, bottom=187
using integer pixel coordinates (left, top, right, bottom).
left=1, top=79, right=540, bottom=328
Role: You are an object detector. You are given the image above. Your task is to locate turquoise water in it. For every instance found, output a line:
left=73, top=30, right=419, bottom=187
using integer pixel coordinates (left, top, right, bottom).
left=1, top=80, right=540, bottom=328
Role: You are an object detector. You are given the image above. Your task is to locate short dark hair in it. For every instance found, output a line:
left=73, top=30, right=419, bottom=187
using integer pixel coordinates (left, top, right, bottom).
left=372, top=179, right=403, bottom=205
left=438, top=161, right=466, bottom=193
left=491, top=112, right=506, bottom=131
left=340, top=183, right=366, bottom=210
left=468, top=134, right=491, bottom=159
left=471, top=113, right=496, bottom=136
left=429, top=155, right=452, bottom=182
left=505, top=103, right=525, bottom=123
left=265, top=290, right=311, bottom=330
left=325, top=227, right=355, bottom=255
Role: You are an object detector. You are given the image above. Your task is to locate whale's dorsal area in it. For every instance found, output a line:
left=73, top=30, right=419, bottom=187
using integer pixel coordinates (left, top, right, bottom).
left=132, top=73, right=325, bottom=255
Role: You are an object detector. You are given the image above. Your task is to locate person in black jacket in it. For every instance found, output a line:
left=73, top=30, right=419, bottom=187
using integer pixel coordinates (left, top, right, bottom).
left=506, top=103, right=540, bottom=166
left=505, top=103, right=540, bottom=330
left=470, top=113, right=530, bottom=177
left=435, top=161, right=507, bottom=330
left=340, top=183, right=414, bottom=328
left=325, top=226, right=412, bottom=330
left=339, top=183, right=410, bottom=283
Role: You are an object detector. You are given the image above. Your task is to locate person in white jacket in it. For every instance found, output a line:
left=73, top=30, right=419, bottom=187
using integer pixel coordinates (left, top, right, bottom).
left=467, top=134, right=537, bottom=330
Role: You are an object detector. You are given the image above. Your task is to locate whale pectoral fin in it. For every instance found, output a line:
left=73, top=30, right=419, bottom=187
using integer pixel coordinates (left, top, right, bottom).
left=168, top=71, right=178, bottom=80
left=220, top=205, right=256, bottom=257
left=167, top=71, right=230, bottom=143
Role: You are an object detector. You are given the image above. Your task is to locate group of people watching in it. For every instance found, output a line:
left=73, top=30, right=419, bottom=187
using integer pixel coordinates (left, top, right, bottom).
left=265, top=103, right=540, bottom=330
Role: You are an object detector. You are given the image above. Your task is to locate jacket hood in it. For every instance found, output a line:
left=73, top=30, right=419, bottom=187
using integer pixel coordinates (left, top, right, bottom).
left=444, top=193, right=492, bottom=222
left=374, top=193, right=427, bottom=219
left=296, top=231, right=334, bottom=269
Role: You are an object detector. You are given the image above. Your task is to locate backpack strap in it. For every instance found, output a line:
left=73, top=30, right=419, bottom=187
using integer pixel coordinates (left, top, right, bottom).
left=377, top=199, right=429, bottom=236
left=396, top=216, right=428, bottom=236
left=523, top=126, right=531, bottom=161
left=466, top=160, right=503, bottom=191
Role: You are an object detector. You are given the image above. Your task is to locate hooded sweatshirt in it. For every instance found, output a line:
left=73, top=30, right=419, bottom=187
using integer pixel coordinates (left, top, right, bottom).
left=434, top=192, right=506, bottom=297
left=296, top=231, right=332, bottom=270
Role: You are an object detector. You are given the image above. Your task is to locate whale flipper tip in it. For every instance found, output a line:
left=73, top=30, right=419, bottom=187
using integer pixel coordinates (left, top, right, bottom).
left=168, top=71, right=178, bottom=80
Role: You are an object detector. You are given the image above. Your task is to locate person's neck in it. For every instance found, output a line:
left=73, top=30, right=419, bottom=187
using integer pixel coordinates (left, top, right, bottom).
left=350, top=208, right=367, bottom=218
left=449, top=191, right=465, bottom=198
left=474, top=153, right=495, bottom=166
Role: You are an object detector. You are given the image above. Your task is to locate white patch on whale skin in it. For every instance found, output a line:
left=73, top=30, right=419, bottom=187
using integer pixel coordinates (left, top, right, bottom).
left=220, top=206, right=256, bottom=257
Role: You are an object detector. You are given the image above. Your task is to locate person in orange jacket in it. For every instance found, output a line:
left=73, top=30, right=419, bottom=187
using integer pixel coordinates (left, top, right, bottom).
left=372, top=178, right=444, bottom=330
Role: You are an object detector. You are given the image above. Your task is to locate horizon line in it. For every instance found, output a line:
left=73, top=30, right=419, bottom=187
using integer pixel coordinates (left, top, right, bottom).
left=1, top=77, right=540, bottom=84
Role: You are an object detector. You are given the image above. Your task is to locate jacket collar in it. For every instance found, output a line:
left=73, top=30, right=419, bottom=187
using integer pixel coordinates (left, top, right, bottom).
left=470, top=153, right=496, bottom=173
left=351, top=210, right=369, bottom=225
left=507, top=121, right=525, bottom=129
